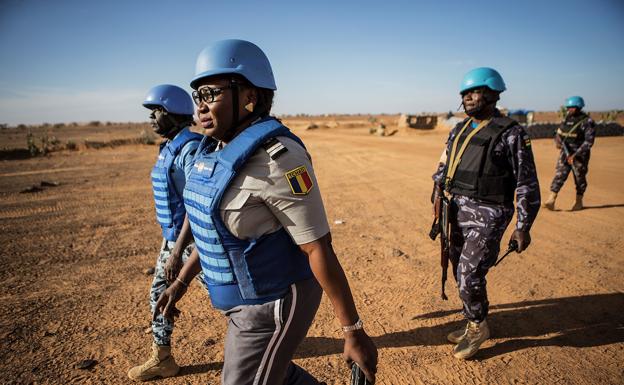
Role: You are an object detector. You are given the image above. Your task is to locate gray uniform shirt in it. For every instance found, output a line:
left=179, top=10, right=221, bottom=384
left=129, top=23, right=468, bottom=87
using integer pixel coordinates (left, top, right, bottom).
left=218, top=136, right=330, bottom=244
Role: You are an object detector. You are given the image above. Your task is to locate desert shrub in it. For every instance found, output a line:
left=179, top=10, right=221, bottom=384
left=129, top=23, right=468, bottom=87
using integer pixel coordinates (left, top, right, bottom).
left=17, top=124, right=28, bottom=130
left=139, top=129, right=157, bottom=145
left=24, top=132, right=60, bottom=155
left=89, top=120, right=101, bottom=127
left=27, top=131, right=40, bottom=156
left=39, top=133, right=50, bottom=155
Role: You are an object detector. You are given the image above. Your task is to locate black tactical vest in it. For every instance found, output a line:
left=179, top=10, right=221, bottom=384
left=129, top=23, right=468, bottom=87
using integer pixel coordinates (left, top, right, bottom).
left=558, top=113, right=588, bottom=147
left=445, top=117, right=516, bottom=204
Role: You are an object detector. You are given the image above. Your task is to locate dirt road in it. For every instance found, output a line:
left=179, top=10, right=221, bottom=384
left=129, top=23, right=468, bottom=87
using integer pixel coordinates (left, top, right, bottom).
left=1, top=125, right=622, bottom=384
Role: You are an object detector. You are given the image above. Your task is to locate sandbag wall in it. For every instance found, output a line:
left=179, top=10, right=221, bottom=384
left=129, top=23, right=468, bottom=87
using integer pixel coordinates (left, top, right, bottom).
left=525, top=122, right=624, bottom=139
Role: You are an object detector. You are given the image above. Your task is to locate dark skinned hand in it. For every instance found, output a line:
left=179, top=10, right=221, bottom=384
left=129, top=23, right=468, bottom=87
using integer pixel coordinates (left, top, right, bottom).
left=566, top=155, right=575, bottom=165
left=343, top=329, right=378, bottom=384
left=509, top=229, right=531, bottom=253
left=164, top=254, right=183, bottom=284
left=153, top=281, right=187, bottom=322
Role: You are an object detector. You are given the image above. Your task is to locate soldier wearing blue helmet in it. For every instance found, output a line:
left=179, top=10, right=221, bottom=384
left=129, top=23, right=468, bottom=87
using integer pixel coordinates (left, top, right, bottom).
left=128, top=84, right=207, bottom=381
left=153, top=40, right=378, bottom=384
left=432, top=67, right=541, bottom=359
left=543, top=96, right=596, bottom=211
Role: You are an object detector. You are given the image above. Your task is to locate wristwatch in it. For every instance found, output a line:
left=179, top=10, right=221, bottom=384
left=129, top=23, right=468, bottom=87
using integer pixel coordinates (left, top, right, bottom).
left=342, top=318, right=363, bottom=333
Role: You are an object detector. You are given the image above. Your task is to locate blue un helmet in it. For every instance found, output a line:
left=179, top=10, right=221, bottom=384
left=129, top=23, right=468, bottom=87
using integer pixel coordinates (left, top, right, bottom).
left=565, top=96, right=585, bottom=109
left=190, top=39, right=276, bottom=90
left=460, top=67, right=506, bottom=94
left=143, top=84, right=195, bottom=115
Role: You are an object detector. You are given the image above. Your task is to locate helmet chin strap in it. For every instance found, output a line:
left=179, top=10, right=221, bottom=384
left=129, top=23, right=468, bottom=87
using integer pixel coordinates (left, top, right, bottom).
left=220, top=79, right=241, bottom=143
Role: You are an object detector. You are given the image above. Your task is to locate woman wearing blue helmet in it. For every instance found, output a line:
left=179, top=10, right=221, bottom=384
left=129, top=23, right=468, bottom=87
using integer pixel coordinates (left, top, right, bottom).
left=153, top=39, right=377, bottom=385
left=431, top=67, right=541, bottom=359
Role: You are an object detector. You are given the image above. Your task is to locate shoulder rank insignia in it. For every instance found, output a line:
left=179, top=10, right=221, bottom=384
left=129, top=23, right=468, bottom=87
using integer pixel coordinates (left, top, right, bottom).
left=285, top=165, right=314, bottom=195
left=263, top=138, right=288, bottom=160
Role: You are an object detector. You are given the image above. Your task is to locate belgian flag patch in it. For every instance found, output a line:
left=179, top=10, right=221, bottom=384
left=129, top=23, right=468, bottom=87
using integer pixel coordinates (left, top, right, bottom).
left=285, top=166, right=314, bottom=195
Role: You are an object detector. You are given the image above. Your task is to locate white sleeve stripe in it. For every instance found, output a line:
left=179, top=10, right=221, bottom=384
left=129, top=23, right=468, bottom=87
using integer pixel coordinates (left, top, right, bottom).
left=267, top=143, right=285, bottom=156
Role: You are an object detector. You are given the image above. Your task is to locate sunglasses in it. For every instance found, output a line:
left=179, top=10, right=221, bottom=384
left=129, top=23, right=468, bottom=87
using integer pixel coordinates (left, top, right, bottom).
left=192, top=85, right=234, bottom=105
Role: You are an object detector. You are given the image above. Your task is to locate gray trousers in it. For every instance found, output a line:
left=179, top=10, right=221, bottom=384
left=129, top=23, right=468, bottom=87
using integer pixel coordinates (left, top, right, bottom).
left=150, top=239, right=207, bottom=346
left=449, top=195, right=514, bottom=323
left=549, top=150, right=590, bottom=195
left=221, top=278, right=323, bottom=385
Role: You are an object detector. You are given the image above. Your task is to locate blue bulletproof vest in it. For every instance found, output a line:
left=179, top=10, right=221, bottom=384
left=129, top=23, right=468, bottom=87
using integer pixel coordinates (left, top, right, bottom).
left=183, top=117, right=314, bottom=311
left=151, top=128, right=202, bottom=241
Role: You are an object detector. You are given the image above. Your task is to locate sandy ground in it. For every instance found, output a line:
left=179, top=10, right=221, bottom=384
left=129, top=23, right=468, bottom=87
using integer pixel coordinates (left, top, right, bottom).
left=0, top=123, right=623, bottom=385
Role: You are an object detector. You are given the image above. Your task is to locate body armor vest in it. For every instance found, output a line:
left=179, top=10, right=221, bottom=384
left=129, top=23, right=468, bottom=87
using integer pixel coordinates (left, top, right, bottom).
left=183, top=117, right=313, bottom=311
left=557, top=113, right=589, bottom=148
left=151, top=128, right=202, bottom=241
left=444, top=117, right=516, bottom=204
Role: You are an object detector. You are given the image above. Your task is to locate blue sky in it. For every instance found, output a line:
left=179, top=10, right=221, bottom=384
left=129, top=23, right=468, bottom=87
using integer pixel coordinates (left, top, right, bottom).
left=0, top=0, right=623, bottom=124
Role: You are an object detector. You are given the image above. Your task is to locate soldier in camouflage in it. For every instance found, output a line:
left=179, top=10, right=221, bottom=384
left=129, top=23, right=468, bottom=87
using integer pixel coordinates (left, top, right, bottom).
left=543, top=96, right=596, bottom=211
left=128, top=85, right=208, bottom=381
left=432, top=67, right=541, bottom=359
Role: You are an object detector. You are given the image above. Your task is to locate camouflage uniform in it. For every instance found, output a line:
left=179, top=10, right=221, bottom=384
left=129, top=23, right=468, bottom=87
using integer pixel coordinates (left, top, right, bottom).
left=549, top=113, right=596, bottom=196
left=150, top=240, right=208, bottom=346
left=433, top=115, right=541, bottom=322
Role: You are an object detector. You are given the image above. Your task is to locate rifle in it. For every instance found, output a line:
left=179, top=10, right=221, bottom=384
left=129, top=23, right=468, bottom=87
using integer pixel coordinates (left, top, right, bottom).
left=351, top=363, right=372, bottom=385
left=429, top=194, right=450, bottom=300
left=560, top=140, right=581, bottom=181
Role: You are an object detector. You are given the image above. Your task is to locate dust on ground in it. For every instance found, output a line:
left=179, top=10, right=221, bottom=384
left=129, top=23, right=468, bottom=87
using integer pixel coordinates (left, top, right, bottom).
left=1, top=120, right=622, bottom=384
